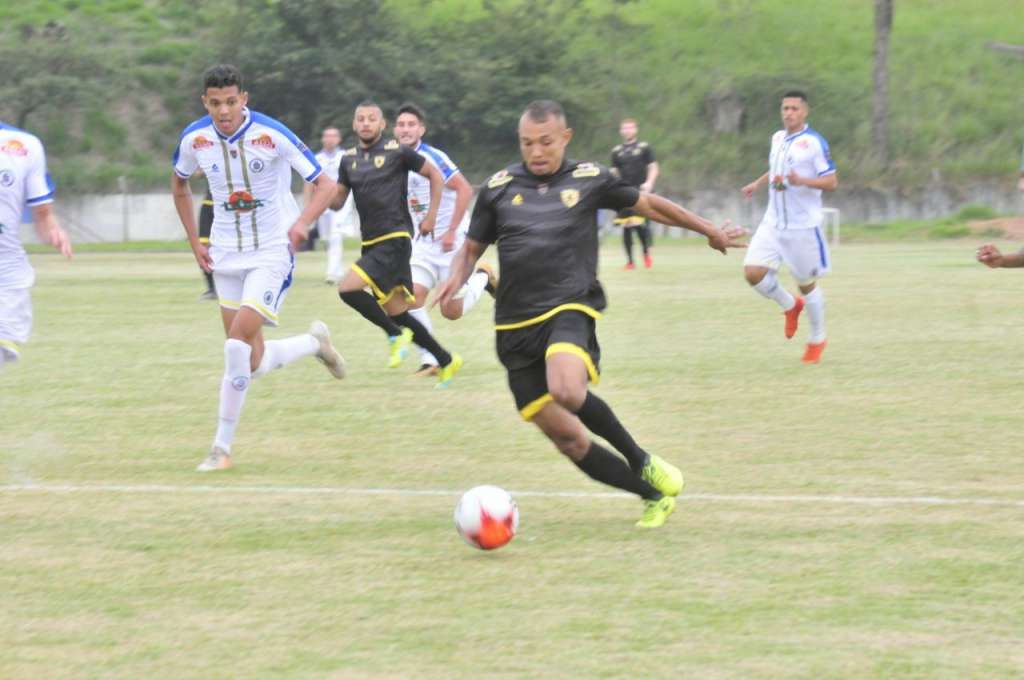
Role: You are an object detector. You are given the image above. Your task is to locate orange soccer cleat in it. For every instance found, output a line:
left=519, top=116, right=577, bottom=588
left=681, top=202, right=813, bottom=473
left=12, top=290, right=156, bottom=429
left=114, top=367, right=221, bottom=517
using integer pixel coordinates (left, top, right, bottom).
left=802, top=339, right=827, bottom=364
left=643, top=253, right=653, bottom=268
left=623, top=262, right=635, bottom=271
left=784, top=296, right=805, bottom=339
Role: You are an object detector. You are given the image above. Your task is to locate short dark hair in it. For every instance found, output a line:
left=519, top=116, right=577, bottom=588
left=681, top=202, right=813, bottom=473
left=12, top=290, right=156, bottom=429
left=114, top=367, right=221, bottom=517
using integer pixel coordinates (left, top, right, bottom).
left=356, top=100, right=382, bottom=112
left=396, top=102, right=425, bottom=123
left=523, top=100, right=566, bottom=124
left=203, top=64, right=243, bottom=92
left=782, top=90, right=808, bottom=103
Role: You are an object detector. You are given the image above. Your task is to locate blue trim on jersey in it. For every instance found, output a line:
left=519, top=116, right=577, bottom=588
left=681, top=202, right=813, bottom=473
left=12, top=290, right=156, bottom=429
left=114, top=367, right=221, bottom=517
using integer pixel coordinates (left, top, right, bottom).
left=416, top=141, right=458, bottom=181
left=26, top=173, right=56, bottom=204
left=304, top=168, right=322, bottom=182
left=805, top=127, right=836, bottom=174
left=225, top=112, right=254, bottom=144
left=172, top=114, right=212, bottom=165
left=250, top=111, right=320, bottom=171
left=814, top=226, right=828, bottom=268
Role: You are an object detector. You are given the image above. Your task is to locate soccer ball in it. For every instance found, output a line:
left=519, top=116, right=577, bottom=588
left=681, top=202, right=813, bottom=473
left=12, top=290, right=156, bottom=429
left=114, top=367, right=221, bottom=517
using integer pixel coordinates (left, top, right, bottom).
left=454, top=485, right=519, bottom=550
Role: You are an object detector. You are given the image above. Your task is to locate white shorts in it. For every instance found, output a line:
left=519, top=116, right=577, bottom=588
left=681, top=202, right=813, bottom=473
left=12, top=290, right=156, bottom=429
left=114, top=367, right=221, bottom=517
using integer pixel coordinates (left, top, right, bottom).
left=317, top=208, right=342, bottom=237
left=410, top=237, right=459, bottom=290
left=211, top=244, right=294, bottom=326
left=743, top=224, right=831, bottom=284
left=0, top=286, right=32, bottom=360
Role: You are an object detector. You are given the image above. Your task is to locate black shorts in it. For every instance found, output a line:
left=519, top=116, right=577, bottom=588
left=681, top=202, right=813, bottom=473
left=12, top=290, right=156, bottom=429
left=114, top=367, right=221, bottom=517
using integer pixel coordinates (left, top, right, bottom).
left=198, top=201, right=214, bottom=242
left=614, top=207, right=647, bottom=227
left=496, top=310, right=601, bottom=420
left=353, top=235, right=414, bottom=304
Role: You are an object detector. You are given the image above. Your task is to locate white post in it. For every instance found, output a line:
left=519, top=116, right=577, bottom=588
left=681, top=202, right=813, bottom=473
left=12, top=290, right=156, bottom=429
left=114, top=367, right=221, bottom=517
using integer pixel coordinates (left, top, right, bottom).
left=822, top=207, right=840, bottom=247
left=118, top=175, right=129, bottom=242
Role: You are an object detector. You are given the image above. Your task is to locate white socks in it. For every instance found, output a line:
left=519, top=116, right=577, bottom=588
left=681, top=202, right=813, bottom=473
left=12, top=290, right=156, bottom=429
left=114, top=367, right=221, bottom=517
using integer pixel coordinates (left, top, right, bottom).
left=804, top=286, right=826, bottom=343
left=752, top=271, right=796, bottom=311
left=254, top=334, right=319, bottom=378
left=214, top=338, right=252, bottom=452
left=460, top=271, right=488, bottom=314
left=326, top=227, right=344, bottom=281
left=407, top=305, right=437, bottom=367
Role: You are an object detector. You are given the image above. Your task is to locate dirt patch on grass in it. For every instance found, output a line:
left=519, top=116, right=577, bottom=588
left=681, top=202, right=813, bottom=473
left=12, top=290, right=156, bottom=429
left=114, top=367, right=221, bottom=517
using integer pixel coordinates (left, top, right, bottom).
left=968, top=217, right=1024, bottom=239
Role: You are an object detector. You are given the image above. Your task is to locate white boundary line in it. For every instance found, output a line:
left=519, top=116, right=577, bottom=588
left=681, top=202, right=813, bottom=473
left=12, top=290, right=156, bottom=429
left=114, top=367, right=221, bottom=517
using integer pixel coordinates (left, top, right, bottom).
left=1, top=483, right=1022, bottom=508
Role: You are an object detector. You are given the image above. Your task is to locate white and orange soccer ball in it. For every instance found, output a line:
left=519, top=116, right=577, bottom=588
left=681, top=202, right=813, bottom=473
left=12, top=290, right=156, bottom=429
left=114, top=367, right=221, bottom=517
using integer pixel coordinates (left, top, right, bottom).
left=454, top=485, right=519, bottom=550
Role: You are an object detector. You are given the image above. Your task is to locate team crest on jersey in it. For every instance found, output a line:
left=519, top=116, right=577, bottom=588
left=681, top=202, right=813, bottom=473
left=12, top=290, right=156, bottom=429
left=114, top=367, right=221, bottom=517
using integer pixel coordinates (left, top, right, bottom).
left=560, top=189, right=580, bottom=208
left=384, top=140, right=399, bottom=150
left=1, top=140, right=28, bottom=157
left=511, top=193, right=523, bottom=206
left=487, top=170, right=513, bottom=188
left=572, top=163, right=600, bottom=178
left=250, top=134, right=275, bottom=149
left=374, top=155, right=385, bottom=168
left=224, top=190, right=264, bottom=213
left=191, top=136, right=215, bottom=151
left=249, top=158, right=265, bottom=173
left=230, top=149, right=238, bottom=158
left=0, top=170, right=14, bottom=187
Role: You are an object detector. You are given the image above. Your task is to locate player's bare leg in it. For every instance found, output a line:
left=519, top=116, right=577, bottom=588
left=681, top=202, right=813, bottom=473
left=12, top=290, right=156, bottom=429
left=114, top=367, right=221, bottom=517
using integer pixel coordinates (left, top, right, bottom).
left=798, top=280, right=826, bottom=363
left=745, top=265, right=802, bottom=338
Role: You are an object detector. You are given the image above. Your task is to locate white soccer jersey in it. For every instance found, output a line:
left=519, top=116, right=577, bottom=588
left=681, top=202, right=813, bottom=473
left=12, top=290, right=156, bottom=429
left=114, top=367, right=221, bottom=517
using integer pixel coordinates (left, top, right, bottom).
left=408, top=141, right=465, bottom=238
left=173, top=108, right=322, bottom=252
left=0, top=123, right=55, bottom=289
left=316, top=148, right=344, bottom=183
left=759, top=125, right=835, bottom=230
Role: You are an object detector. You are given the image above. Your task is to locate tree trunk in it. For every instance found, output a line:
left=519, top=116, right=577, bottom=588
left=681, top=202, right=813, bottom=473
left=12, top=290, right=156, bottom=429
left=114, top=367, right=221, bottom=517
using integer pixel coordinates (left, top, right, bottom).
left=872, top=0, right=893, bottom=168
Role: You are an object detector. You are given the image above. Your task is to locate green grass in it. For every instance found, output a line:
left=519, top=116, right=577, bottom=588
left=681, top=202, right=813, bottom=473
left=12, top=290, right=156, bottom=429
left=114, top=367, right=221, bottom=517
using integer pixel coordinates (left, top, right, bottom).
left=3, top=242, right=1024, bottom=677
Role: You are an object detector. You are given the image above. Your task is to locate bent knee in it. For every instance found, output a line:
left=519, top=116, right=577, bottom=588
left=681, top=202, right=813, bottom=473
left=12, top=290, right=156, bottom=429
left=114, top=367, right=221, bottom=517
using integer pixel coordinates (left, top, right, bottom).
left=440, top=303, right=462, bottom=321
left=548, top=382, right=587, bottom=411
left=744, top=266, right=768, bottom=286
left=549, top=431, right=589, bottom=461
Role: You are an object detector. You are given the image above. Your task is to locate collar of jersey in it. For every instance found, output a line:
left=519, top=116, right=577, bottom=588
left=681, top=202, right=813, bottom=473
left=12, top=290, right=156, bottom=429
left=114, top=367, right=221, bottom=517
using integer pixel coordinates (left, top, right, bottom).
left=784, top=125, right=809, bottom=141
left=521, top=159, right=571, bottom=180
left=213, top=108, right=254, bottom=144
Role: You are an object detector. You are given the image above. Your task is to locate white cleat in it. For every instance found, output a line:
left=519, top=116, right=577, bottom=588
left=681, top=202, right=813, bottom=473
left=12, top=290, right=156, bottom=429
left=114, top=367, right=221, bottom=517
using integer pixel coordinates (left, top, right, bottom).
left=309, top=320, right=346, bottom=379
left=196, top=445, right=232, bottom=472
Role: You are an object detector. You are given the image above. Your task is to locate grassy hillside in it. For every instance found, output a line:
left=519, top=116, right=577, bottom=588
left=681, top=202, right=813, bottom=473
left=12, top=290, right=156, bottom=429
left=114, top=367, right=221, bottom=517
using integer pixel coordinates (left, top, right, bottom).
left=1, top=0, right=1022, bottom=193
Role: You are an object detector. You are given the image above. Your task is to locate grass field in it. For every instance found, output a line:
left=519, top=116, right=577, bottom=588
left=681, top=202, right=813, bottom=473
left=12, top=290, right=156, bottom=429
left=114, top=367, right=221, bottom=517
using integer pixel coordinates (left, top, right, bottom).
left=3, top=240, right=1024, bottom=678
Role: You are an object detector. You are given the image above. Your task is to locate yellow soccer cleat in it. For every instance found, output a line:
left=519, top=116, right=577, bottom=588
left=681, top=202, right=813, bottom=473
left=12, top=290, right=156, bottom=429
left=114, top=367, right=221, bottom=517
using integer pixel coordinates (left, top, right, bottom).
left=641, top=454, right=684, bottom=497
left=635, top=496, right=676, bottom=529
left=388, top=327, right=414, bottom=368
left=435, top=353, right=464, bottom=389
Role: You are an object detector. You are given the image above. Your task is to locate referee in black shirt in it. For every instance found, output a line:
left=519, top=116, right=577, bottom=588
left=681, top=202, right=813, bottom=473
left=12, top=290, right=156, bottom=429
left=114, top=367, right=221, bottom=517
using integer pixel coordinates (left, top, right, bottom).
left=438, top=101, right=745, bottom=528
left=329, top=101, right=462, bottom=387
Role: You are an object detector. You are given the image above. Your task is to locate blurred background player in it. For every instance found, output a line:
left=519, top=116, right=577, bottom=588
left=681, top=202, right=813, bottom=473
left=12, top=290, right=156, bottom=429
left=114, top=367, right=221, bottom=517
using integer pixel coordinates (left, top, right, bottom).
left=171, top=64, right=345, bottom=472
left=0, top=121, right=72, bottom=369
left=331, top=101, right=462, bottom=387
left=197, top=186, right=216, bottom=300
left=393, top=102, right=493, bottom=377
left=303, top=126, right=354, bottom=284
left=741, top=90, right=837, bottom=364
left=438, top=100, right=746, bottom=528
left=610, top=118, right=658, bottom=269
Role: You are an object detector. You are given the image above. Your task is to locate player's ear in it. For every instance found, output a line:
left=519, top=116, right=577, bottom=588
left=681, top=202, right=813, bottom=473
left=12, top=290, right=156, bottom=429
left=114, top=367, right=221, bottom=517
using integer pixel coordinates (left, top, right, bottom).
left=239, top=91, right=249, bottom=106
left=563, top=127, right=574, bottom=145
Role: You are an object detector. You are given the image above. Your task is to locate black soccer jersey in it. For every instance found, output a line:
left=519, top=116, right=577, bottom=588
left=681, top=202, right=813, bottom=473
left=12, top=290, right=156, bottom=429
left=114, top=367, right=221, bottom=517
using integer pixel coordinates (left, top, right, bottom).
left=468, top=159, right=640, bottom=327
left=610, top=140, right=655, bottom=188
left=337, top=136, right=425, bottom=243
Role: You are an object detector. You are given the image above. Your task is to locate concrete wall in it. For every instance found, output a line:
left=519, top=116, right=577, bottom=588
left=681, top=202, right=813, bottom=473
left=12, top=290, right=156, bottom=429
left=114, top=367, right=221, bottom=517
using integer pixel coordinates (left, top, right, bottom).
left=18, top=183, right=1024, bottom=244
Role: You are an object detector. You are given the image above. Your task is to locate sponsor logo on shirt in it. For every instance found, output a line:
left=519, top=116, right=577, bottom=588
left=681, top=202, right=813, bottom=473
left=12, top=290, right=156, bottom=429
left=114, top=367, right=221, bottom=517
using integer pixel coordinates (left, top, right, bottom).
left=192, top=136, right=215, bottom=150
left=796, top=139, right=810, bottom=149
left=250, top=134, right=275, bottom=149
left=487, top=170, right=513, bottom=188
left=384, top=140, right=399, bottom=150
left=409, top=196, right=427, bottom=214
left=572, top=163, right=600, bottom=178
left=1, top=140, right=28, bottom=157
left=223, top=190, right=264, bottom=213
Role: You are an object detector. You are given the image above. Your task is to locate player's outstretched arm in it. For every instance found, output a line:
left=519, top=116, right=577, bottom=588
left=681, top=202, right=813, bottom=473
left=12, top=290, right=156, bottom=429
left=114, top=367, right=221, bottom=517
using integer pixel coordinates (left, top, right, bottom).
left=288, top=173, right=338, bottom=250
left=441, top=173, right=474, bottom=252
left=977, top=244, right=1024, bottom=268
left=171, top=173, right=211, bottom=272
left=31, top=203, right=72, bottom=258
left=632, top=193, right=746, bottom=254
left=435, top=238, right=488, bottom=309
left=741, top=172, right=770, bottom=198
left=418, top=161, right=446, bottom=237
left=329, top=183, right=350, bottom=212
